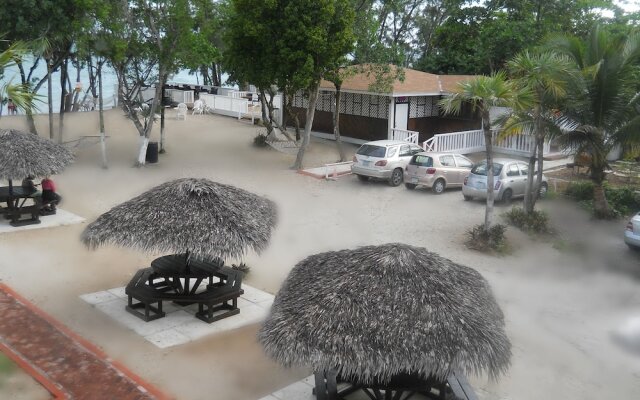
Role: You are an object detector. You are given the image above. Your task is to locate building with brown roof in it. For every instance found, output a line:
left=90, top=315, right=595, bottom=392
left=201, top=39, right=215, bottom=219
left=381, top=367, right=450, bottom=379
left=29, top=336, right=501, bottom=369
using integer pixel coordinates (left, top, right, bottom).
left=289, top=65, right=480, bottom=144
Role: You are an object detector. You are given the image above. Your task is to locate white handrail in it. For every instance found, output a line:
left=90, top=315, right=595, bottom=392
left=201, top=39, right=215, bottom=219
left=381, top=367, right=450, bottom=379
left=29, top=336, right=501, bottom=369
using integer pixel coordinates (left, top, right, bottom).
left=390, top=128, right=419, bottom=144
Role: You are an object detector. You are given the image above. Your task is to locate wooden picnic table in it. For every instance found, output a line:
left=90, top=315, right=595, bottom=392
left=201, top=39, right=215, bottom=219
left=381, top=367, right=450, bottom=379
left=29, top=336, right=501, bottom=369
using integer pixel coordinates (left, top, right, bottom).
left=150, top=254, right=224, bottom=296
left=0, top=185, right=43, bottom=226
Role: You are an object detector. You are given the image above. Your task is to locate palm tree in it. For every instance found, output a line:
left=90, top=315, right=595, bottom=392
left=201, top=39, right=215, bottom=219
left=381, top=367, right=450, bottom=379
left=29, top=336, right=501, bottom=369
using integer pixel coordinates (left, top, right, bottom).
left=440, top=72, right=531, bottom=230
left=549, top=26, right=640, bottom=218
left=0, top=41, right=37, bottom=119
left=503, top=50, right=572, bottom=213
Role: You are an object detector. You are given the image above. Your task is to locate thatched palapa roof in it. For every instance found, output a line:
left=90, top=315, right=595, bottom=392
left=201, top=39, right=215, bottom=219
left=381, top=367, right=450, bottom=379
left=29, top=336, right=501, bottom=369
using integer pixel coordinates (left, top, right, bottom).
left=81, top=178, right=277, bottom=260
left=0, top=129, right=74, bottom=180
left=259, top=243, right=510, bottom=384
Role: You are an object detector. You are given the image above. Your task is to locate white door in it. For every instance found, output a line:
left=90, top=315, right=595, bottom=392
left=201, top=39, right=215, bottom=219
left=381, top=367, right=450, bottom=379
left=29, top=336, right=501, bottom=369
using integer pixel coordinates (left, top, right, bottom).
left=394, top=103, right=408, bottom=131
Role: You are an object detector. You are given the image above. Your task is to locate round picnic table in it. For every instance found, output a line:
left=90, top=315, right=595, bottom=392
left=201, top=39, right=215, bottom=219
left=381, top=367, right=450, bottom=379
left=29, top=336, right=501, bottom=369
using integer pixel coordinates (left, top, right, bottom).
left=150, top=254, right=224, bottom=296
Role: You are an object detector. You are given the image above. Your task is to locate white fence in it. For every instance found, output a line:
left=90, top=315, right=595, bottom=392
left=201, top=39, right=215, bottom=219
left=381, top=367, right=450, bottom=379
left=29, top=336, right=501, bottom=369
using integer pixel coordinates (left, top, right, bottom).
left=199, top=93, right=255, bottom=120
left=390, top=128, right=419, bottom=144
left=166, top=89, right=195, bottom=105
left=423, top=129, right=551, bottom=156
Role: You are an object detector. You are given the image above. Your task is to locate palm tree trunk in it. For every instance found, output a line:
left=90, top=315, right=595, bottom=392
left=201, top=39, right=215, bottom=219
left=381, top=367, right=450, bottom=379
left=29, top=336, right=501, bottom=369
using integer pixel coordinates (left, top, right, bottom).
left=333, top=83, right=346, bottom=162
left=532, top=136, right=545, bottom=209
left=98, top=63, right=107, bottom=169
left=593, top=181, right=610, bottom=218
left=524, top=141, right=537, bottom=213
left=47, top=60, right=54, bottom=140
left=293, top=84, right=320, bottom=170
left=483, top=111, right=495, bottom=231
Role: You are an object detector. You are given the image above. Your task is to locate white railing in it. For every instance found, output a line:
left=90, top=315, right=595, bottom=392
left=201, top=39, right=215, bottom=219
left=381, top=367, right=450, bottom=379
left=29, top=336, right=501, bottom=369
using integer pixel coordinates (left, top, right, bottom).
left=390, top=128, right=419, bottom=144
left=230, top=91, right=253, bottom=99
left=168, top=89, right=194, bottom=105
left=422, top=129, right=549, bottom=156
left=199, top=93, right=249, bottom=120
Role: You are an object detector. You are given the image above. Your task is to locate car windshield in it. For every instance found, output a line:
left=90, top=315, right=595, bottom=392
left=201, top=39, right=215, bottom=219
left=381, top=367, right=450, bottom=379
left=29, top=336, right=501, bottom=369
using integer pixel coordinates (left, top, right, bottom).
left=410, top=155, right=433, bottom=167
left=357, top=144, right=386, bottom=158
left=471, top=162, right=503, bottom=176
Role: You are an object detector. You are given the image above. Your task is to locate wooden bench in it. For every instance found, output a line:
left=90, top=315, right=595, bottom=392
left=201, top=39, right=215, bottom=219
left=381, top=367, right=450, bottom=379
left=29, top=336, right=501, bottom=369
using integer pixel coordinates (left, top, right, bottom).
left=4, top=205, right=42, bottom=227
left=125, top=266, right=244, bottom=323
left=313, top=369, right=478, bottom=400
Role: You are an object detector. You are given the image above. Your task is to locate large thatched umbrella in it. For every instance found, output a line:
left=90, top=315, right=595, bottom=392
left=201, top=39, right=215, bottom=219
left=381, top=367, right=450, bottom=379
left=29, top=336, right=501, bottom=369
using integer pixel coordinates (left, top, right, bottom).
left=0, top=128, right=74, bottom=191
left=81, top=178, right=277, bottom=263
left=259, top=243, right=510, bottom=387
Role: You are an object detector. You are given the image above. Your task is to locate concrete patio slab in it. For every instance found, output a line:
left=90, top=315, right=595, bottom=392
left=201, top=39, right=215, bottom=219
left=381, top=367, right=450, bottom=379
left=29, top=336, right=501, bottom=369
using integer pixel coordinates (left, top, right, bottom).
left=81, top=283, right=275, bottom=348
left=0, top=208, right=84, bottom=234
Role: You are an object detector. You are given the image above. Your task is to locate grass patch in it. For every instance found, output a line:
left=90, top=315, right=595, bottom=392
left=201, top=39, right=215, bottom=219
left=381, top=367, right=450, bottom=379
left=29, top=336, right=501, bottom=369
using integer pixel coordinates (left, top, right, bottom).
left=503, top=207, right=552, bottom=234
left=466, top=223, right=509, bottom=254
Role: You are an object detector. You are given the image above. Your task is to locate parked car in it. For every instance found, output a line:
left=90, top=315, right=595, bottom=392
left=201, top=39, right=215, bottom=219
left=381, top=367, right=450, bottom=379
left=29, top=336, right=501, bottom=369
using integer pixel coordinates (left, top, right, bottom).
left=352, top=140, right=424, bottom=186
left=462, top=158, right=549, bottom=202
left=624, top=212, right=640, bottom=249
left=404, top=152, right=474, bottom=194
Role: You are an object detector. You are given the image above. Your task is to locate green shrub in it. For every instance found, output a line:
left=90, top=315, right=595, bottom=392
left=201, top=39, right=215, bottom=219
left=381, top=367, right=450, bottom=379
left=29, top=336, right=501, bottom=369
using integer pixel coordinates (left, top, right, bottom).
left=503, top=207, right=551, bottom=234
left=605, top=186, right=640, bottom=216
left=253, top=133, right=268, bottom=147
left=565, top=182, right=640, bottom=217
left=466, top=224, right=507, bottom=253
left=565, top=181, right=594, bottom=201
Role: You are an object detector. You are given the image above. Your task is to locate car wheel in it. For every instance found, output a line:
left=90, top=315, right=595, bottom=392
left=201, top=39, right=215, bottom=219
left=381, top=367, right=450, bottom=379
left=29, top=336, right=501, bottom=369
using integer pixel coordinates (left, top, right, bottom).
left=404, top=183, right=417, bottom=190
left=539, top=182, right=548, bottom=199
left=502, top=189, right=513, bottom=204
left=432, top=179, right=445, bottom=194
left=389, top=168, right=403, bottom=187
left=463, top=195, right=473, bottom=201
left=627, top=243, right=640, bottom=251
left=356, top=175, right=369, bottom=182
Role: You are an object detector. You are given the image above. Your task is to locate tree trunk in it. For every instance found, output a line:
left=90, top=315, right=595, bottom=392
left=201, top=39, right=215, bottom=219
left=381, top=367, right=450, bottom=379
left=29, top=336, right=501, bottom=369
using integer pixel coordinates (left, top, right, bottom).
left=137, top=136, right=149, bottom=166
left=293, top=84, right=320, bottom=170
left=71, top=64, right=81, bottom=111
left=259, top=88, right=275, bottom=139
left=333, top=83, right=346, bottom=162
left=159, top=77, right=167, bottom=153
left=17, top=61, right=38, bottom=134
left=58, top=58, right=68, bottom=143
left=47, top=60, right=54, bottom=140
left=592, top=180, right=611, bottom=218
left=98, top=63, right=107, bottom=169
left=523, top=140, right=537, bottom=214
left=483, top=111, right=495, bottom=231
left=532, top=136, right=545, bottom=209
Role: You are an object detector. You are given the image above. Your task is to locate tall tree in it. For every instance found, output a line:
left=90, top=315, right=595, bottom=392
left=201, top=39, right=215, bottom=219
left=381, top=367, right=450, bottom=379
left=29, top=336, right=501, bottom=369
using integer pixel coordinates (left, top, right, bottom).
left=0, top=41, right=38, bottom=119
left=503, top=50, right=571, bottom=213
left=440, top=73, right=530, bottom=230
left=550, top=26, right=640, bottom=218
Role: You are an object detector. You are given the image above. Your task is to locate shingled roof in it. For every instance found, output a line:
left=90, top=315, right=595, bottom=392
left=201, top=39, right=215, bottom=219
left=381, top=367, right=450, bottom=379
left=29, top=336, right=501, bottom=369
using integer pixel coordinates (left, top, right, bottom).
left=319, top=65, right=477, bottom=96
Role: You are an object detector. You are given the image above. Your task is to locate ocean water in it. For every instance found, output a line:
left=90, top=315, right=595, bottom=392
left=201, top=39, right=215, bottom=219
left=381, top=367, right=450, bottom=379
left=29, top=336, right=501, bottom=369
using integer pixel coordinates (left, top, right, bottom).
left=1, top=59, right=215, bottom=114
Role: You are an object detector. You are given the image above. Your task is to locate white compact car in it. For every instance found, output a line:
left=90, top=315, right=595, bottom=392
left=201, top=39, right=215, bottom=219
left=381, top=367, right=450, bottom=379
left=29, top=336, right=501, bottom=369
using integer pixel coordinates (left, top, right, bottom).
left=352, top=140, right=424, bottom=186
left=625, top=212, right=640, bottom=249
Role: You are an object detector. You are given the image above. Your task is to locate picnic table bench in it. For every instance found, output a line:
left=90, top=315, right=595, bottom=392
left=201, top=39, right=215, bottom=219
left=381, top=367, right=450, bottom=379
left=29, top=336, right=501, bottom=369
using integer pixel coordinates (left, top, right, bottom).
left=314, top=369, right=478, bottom=400
left=125, top=264, right=244, bottom=323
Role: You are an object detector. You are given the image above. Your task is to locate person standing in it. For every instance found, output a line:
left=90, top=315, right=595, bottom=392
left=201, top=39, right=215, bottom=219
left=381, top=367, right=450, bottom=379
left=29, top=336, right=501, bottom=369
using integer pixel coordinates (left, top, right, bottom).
left=7, top=99, right=17, bottom=115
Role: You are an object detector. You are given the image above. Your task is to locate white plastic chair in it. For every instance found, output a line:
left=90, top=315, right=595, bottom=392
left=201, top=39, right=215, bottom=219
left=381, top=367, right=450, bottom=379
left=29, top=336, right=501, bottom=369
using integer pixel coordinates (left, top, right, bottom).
left=176, top=103, right=188, bottom=120
left=192, top=99, right=204, bottom=115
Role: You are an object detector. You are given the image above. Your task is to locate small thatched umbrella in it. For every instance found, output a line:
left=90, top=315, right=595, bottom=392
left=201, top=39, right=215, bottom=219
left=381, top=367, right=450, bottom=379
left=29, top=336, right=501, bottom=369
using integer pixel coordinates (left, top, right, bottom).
left=259, top=243, right=510, bottom=388
left=81, top=178, right=277, bottom=264
left=0, top=128, right=74, bottom=192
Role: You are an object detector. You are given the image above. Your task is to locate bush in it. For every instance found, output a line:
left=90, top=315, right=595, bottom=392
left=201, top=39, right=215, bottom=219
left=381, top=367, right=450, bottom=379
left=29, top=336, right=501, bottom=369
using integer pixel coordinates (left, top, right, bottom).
left=466, top=224, right=507, bottom=253
left=565, top=182, right=640, bottom=217
left=253, top=132, right=268, bottom=147
left=565, top=181, right=594, bottom=201
left=503, top=207, right=551, bottom=234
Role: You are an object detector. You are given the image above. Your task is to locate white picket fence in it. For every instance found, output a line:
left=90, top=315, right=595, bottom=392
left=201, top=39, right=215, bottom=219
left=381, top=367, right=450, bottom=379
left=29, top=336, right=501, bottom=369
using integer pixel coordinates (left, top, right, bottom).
left=423, top=129, right=551, bottom=156
left=199, top=93, right=251, bottom=120
left=390, top=128, right=419, bottom=144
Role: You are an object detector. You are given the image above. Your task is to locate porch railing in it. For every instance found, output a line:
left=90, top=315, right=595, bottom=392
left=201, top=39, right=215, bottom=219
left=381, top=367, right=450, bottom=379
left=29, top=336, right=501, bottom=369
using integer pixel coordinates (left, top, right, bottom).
left=390, top=128, right=419, bottom=144
left=423, top=129, right=549, bottom=156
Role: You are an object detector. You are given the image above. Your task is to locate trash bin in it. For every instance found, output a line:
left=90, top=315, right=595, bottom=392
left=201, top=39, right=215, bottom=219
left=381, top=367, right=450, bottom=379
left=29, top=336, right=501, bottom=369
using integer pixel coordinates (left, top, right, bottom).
left=146, top=141, right=159, bottom=163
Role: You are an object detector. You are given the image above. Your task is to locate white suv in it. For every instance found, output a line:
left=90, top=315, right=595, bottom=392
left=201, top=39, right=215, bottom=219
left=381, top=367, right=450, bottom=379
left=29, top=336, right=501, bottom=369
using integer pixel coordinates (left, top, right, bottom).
left=352, top=140, right=424, bottom=186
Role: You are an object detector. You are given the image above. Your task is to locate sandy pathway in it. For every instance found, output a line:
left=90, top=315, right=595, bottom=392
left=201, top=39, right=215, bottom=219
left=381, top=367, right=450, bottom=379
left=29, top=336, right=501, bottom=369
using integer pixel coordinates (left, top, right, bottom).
left=0, top=110, right=639, bottom=399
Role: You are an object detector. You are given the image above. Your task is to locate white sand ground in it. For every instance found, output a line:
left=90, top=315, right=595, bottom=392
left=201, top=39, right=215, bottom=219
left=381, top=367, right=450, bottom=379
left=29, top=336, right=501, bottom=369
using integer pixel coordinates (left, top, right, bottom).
left=1, top=110, right=639, bottom=400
